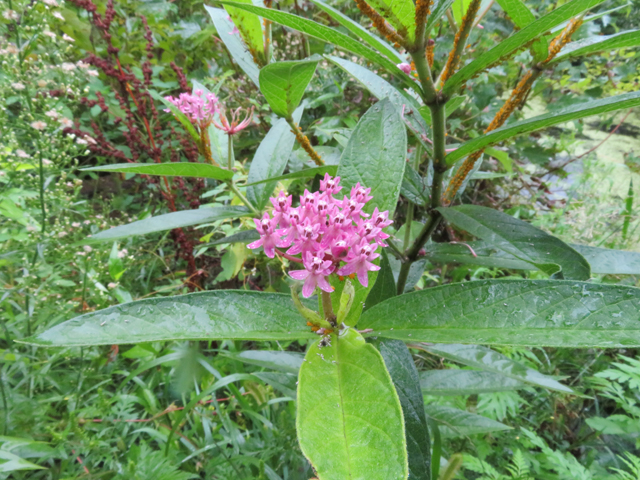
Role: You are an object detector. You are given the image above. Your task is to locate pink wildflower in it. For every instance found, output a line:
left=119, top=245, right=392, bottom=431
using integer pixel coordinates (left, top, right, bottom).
left=213, top=106, right=254, bottom=136
left=164, top=90, right=219, bottom=128
left=397, top=62, right=412, bottom=74
left=247, top=174, right=391, bottom=297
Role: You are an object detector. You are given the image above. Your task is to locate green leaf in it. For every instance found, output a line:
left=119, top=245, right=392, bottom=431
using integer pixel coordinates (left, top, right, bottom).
left=424, top=405, right=511, bottom=438
left=443, top=0, right=607, bottom=96
left=421, top=343, right=572, bottom=393
left=425, top=241, right=640, bottom=275
left=451, top=0, right=472, bottom=26
left=552, top=29, right=640, bottom=63
left=0, top=451, right=45, bottom=473
left=216, top=1, right=414, bottom=90
left=81, top=162, right=234, bottom=181
left=254, top=372, right=299, bottom=398
left=19, top=291, right=316, bottom=347
left=203, top=229, right=259, bottom=247
left=247, top=106, right=304, bottom=210
left=224, top=0, right=265, bottom=64
left=420, top=370, right=525, bottom=395
left=297, top=329, right=408, bottom=480
left=310, top=0, right=403, bottom=63
left=245, top=165, right=338, bottom=186
left=259, top=59, right=319, bottom=119
left=437, top=205, right=591, bottom=280
left=366, top=0, right=416, bottom=44
left=338, top=98, right=407, bottom=217
left=149, top=90, right=200, bottom=143
left=401, top=165, right=430, bottom=206
left=446, top=91, right=640, bottom=164
left=389, top=255, right=427, bottom=293
left=205, top=6, right=260, bottom=86
left=359, top=279, right=640, bottom=347
left=365, top=250, right=396, bottom=311
left=87, top=206, right=250, bottom=242
left=495, top=0, right=534, bottom=28
left=425, top=0, right=456, bottom=34
left=378, top=339, right=431, bottom=480
left=327, top=56, right=429, bottom=146
left=226, top=350, right=304, bottom=374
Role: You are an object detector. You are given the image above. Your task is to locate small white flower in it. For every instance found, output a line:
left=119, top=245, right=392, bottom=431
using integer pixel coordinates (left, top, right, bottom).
left=16, top=149, right=29, bottom=158
left=66, top=182, right=74, bottom=187
left=108, top=282, right=117, bottom=289
left=45, top=109, right=59, bottom=119
left=58, top=231, right=67, bottom=238
left=5, top=45, right=18, bottom=54
left=37, top=79, right=48, bottom=87
left=83, top=220, right=91, bottom=225
left=118, top=249, right=128, bottom=259
left=84, top=136, right=96, bottom=144
left=62, top=34, right=75, bottom=43
left=3, top=10, right=19, bottom=20
left=31, top=121, right=47, bottom=130
left=54, top=12, right=66, bottom=21
left=42, top=159, right=52, bottom=165
left=71, top=222, right=81, bottom=227
left=83, top=245, right=93, bottom=253
left=43, top=30, right=56, bottom=38
left=43, top=0, right=59, bottom=6
left=59, top=117, right=73, bottom=127
left=12, top=82, right=25, bottom=90
left=87, top=69, right=99, bottom=77
left=27, top=225, right=37, bottom=232
left=61, top=62, right=75, bottom=71
left=77, top=61, right=90, bottom=69
left=76, top=138, right=87, bottom=145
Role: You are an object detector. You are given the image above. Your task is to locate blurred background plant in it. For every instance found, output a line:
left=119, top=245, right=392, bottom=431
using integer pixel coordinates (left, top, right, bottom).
left=1, top=0, right=639, bottom=477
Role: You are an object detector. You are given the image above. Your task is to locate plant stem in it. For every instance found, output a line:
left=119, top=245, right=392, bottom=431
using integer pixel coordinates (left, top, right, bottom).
left=226, top=180, right=259, bottom=217
left=37, top=143, right=47, bottom=234
left=286, top=118, right=324, bottom=166
left=410, top=52, right=437, bottom=105
left=227, top=133, right=234, bottom=170
left=321, top=291, right=335, bottom=322
left=0, top=367, right=7, bottom=435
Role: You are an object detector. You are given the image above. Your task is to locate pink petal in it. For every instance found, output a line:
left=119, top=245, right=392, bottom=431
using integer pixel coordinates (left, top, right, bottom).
left=247, top=238, right=263, bottom=250
left=316, top=275, right=334, bottom=293
left=289, top=269, right=309, bottom=280
left=302, top=276, right=317, bottom=298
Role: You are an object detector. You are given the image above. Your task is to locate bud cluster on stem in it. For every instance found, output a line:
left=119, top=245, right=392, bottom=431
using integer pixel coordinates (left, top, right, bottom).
left=248, top=175, right=392, bottom=297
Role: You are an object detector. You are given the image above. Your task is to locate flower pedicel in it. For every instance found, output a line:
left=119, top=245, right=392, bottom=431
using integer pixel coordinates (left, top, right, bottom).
left=248, top=174, right=392, bottom=297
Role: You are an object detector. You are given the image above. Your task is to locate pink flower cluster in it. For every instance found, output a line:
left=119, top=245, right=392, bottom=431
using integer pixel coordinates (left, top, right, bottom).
left=164, top=90, right=219, bottom=126
left=248, top=174, right=392, bottom=298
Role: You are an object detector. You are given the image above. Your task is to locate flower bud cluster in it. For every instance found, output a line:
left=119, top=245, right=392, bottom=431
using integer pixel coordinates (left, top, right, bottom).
left=164, top=89, right=219, bottom=126
left=248, top=174, right=392, bottom=297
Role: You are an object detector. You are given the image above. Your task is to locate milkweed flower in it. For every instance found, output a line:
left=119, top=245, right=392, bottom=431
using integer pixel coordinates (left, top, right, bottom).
left=213, top=106, right=254, bottom=136
left=248, top=174, right=392, bottom=297
left=164, top=89, right=219, bottom=128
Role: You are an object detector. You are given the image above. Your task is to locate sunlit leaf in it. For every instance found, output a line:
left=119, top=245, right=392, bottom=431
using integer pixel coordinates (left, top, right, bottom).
left=425, top=405, right=511, bottom=438
left=81, top=162, right=233, bottom=181
left=420, top=370, right=525, bottom=395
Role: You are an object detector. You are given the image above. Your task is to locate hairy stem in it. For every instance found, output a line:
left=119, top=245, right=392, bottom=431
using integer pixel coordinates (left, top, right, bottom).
left=321, top=291, right=335, bottom=322
left=410, top=51, right=437, bottom=105
left=287, top=118, right=324, bottom=166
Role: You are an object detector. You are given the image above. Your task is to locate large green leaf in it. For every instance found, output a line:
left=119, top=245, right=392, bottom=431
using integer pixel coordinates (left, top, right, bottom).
left=246, top=165, right=338, bottom=186
left=359, top=279, right=640, bottom=347
left=337, top=98, right=407, bottom=217
left=81, top=162, right=233, bottom=181
left=216, top=1, right=414, bottom=89
left=259, top=59, right=318, bottom=118
left=225, top=350, right=304, bottom=374
left=366, top=0, right=416, bottom=44
left=443, top=0, right=607, bottom=95
left=438, top=205, right=591, bottom=280
left=87, top=206, right=250, bottom=242
left=310, top=0, right=403, bottom=63
left=401, top=165, right=430, bottom=206
left=495, top=0, right=548, bottom=60
left=364, top=250, right=396, bottom=311
left=378, top=339, right=431, bottom=480
left=420, top=344, right=572, bottom=393
left=420, top=370, right=524, bottom=395
left=424, top=405, right=511, bottom=438
left=0, top=451, right=45, bottom=473
left=19, top=291, right=316, bottom=347
left=224, top=0, right=265, bottom=64
left=552, top=29, right=640, bottom=63
left=327, top=56, right=429, bottom=145
left=297, top=329, right=408, bottom=480
left=247, top=106, right=304, bottom=210
left=425, top=241, right=640, bottom=275
left=205, top=6, right=260, bottom=86
left=446, top=90, right=640, bottom=164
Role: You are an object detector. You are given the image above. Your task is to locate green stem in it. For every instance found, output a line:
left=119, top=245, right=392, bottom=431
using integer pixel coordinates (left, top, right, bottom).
left=321, top=291, right=335, bottom=322
left=410, top=51, right=438, bottom=105
left=227, top=180, right=259, bottom=217
left=0, top=367, right=7, bottom=435
left=37, top=144, right=47, bottom=234
left=227, top=134, right=234, bottom=170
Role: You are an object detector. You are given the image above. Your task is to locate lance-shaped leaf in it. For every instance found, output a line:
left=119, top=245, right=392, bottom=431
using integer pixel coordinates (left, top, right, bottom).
left=225, top=350, right=304, bottom=374
left=203, top=229, right=259, bottom=247
left=82, top=163, right=234, bottom=181
left=87, top=206, right=251, bottom=242
left=425, top=241, right=640, bottom=275
left=378, top=339, right=431, bottom=480
left=401, top=165, right=430, bottom=206
left=446, top=90, right=640, bottom=164
left=338, top=98, right=407, bottom=217
left=19, top=291, right=316, bottom=347
left=216, top=1, right=415, bottom=90
left=366, top=0, right=416, bottom=44
left=205, top=6, right=260, bottom=86
left=420, top=370, right=525, bottom=396
left=247, top=106, right=304, bottom=210
left=420, top=344, right=571, bottom=393
left=310, top=0, right=403, bottom=63
left=495, top=0, right=548, bottom=61
left=365, top=250, right=396, bottom=311
left=327, top=56, right=429, bottom=146
left=425, top=405, right=511, bottom=438
left=297, top=329, right=408, bottom=480
left=246, top=165, right=338, bottom=186
left=443, top=0, right=607, bottom=95
left=552, top=29, right=640, bottom=63
left=426, top=0, right=456, bottom=33
left=437, top=205, right=590, bottom=280
left=259, top=59, right=318, bottom=119
left=359, top=279, right=640, bottom=347
left=224, top=0, right=265, bottom=65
